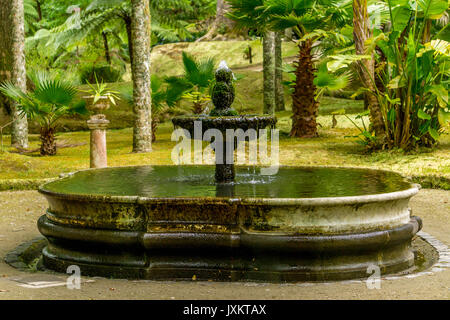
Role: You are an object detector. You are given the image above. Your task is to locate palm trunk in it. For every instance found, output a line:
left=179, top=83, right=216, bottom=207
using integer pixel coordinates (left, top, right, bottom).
left=0, top=0, right=29, bottom=148
left=40, top=127, right=56, bottom=156
left=263, top=31, right=276, bottom=114
left=192, top=101, right=204, bottom=114
left=102, top=31, right=111, bottom=65
left=353, top=0, right=385, bottom=140
left=131, top=0, right=152, bottom=153
left=290, top=40, right=318, bottom=138
left=275, top=32, right=285, bottom=111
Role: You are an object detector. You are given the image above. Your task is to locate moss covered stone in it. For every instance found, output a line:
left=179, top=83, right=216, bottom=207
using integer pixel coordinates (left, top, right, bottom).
left=210, top=64, right=237, bottom=116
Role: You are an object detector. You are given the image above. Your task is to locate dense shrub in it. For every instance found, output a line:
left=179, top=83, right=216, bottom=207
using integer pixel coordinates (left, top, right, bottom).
left=79, top=64, right=124, bottom=84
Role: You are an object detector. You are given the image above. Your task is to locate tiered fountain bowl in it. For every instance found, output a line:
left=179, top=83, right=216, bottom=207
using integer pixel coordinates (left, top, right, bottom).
left=37, top=62, right=422, bottom=281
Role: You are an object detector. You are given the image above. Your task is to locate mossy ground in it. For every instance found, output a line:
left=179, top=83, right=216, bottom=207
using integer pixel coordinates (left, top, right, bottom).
left=1, top=112, right=448, bottom=189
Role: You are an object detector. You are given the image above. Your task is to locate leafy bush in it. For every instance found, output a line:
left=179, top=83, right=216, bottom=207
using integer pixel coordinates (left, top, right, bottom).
left=330, top=0, right=449, bottom=150
left=0, top=70, right=87, bottom=156
left=79, top=64, right=124, bottom=84
left=165, top=51, right=215, bottom=114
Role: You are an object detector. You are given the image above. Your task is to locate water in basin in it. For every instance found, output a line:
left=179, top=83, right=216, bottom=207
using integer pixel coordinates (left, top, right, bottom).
left=42, top=165, right=412, bottom=198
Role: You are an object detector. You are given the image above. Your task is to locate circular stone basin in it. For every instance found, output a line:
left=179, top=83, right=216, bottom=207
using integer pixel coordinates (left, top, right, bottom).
left=37, top=165, right=422, bottom=282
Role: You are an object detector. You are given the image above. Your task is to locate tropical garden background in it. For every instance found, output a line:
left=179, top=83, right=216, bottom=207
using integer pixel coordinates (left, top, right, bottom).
left=0, top=0, right=448, bottom=190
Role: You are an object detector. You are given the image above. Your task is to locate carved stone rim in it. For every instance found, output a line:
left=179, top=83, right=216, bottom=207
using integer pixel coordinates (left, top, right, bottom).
left=38, top=165, right=419, bottom=206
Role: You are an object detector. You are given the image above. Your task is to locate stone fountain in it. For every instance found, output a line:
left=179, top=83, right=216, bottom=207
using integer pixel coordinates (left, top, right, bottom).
left=172, top=61, right=276, bottom=182
left=36, top=62, right=422, bottom=282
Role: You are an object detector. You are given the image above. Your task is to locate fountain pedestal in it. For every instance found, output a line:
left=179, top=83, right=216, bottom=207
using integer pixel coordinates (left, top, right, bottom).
left=87, top=114, right=109, bottom=168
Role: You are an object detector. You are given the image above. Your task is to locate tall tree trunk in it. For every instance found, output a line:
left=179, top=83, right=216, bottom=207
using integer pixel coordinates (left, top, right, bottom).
left=263, top=31, right=275, bottom=114
left=102, top=31, right=111, bottom=65
left=290, top=40, right=318, bottom=138
left=275, top=32, right=285, bottom=111
left=197, top=0, right=236, bottom=41
left=0, top=0, right=28, bottom=148
left=36, top=0, right=42, bottom=21
left=353, top=0, right=385, bottom=140
left=124, top=16, right=133, bottom=65
left=131, top=0, right=152, bottom=153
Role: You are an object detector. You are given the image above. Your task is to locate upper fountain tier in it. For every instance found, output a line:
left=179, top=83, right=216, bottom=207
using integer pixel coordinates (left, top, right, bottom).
left=172, top=61, right=277, bottom=137
left=172, top=61, right=277, bottom=182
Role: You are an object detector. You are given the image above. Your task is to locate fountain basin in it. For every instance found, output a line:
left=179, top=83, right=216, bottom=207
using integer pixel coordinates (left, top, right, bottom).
left=37, top=165, right=421, bottom=281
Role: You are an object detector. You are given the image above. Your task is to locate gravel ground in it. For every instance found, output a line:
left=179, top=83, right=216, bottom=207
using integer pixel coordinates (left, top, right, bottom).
left=0, top=189, right=449, bottom=300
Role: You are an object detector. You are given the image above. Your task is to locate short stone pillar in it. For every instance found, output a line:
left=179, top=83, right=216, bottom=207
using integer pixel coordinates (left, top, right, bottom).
left=87, top=114, right=109, bottom=168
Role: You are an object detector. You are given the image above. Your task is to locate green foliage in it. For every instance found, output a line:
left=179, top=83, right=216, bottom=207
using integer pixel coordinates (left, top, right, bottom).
left=228, top=0, right=353, bottom=37
left=79, top=64, right=124, bottom=84
left=0, top=71, right=87, bottom=130
left=79, top=75, right=121, bottom=106
left=331, top=0, right=450, bottom=149
left=282, top=62, right=351, bottom=99
left=120, top=75, right=173, bottom=115
left=181, top=51, right=215, bottom=88
left=313, top=63, right=351, bottom=98
left=23, top=0, right=39, bottom=34
left=165, top=52, right=216, bottom=113
left=335, top=109, right=378, bottom=147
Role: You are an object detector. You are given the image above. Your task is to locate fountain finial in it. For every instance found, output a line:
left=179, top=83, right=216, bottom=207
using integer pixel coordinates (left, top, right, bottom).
left=210, top=61, right=238, bottom=116
left=218, top=60, right=230, bottom=71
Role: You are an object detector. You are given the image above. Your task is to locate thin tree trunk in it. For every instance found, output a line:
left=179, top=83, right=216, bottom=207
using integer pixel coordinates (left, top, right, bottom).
left=102, top=31, right=111, bottom=65
left=197, top=0, right=236, bottom=41
left=353, top=0, right=385, bottom=140
left=124, top=16, right=133, bottom=65
left=275, top=32, right=285, bottom=111
left=263, top=31, right=276, bottom=114
left=0, top=0, right=28, bottom=148
left=151, top=116, right=158, bottom=142
left=290, top=40, right=318, bottom=138
left=36, top=0, right=42, bottom=21
left=131, top=0, right=152, bottom=153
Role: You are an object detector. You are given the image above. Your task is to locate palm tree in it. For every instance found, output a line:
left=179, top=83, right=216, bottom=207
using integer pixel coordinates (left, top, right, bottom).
left=229, top=0, right=352, bottom=137
left=352, top=0, right=385, bottom=140
left=0, top=71, right=87, bottom=155
left=165, top=52, right=215, bottom=114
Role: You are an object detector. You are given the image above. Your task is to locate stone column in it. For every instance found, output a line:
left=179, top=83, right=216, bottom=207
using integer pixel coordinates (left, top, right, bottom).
left=87, top=114, right=109, bottom=168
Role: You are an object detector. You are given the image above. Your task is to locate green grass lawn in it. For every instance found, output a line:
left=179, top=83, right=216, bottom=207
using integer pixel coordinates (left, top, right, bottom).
left=1, top=112, right=449, bottom=190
